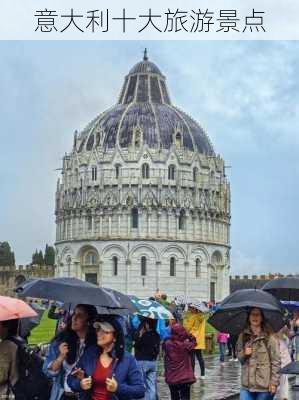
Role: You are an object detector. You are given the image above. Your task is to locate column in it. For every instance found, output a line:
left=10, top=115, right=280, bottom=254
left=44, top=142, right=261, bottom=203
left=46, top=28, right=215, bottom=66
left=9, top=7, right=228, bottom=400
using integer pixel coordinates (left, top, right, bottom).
left=184, top=261, right=189, bottom=296
left=99, top=212, right=103, bottom=237
left=98, top=261, right=103, bottom=286
left=147, top=210, right=151, bottom=237
left=91, top=211, right=95, bottom=237
left=157, top=210, right=161, bottom=237
left=117, top=212, right=121, bottom=236
left=155, top=261, right=161, bottom=291
left=175, top=211, right=179, bottom=240
left=185, top=212, right=189, bottom=240
left=192, top=214, right=196, bottom=240
left=82, top=213, right=86, bottom=236
left=70, top=216, right=73, bottom=239
left=127, top=212, right=130, bottom=236
left=74, top=262, right=79, bottom=279
left=108, top=214, right=112, bottom=237
left=65, top=217, right=68, bottom=240
left=167, top=211, right=171, bottom=237
left=125, top=259, right=131, bottom=294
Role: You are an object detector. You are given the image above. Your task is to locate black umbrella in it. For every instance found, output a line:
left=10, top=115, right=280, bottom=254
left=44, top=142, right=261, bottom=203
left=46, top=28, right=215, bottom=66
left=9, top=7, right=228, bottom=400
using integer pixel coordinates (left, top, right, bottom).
left=19, top=303, right=45, bottom=339
left=262, top=277, right=299, bottom=301
left=281, top=361, right=299, bottom=375
left=208, top=289, right=285, bottom=335
left=16, top=277, right=135, bottom=312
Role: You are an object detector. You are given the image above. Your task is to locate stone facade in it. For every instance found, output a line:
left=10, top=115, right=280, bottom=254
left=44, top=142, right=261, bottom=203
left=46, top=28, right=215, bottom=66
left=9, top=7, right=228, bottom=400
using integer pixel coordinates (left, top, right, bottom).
left=0, top=265, right=55, bottom=296
left=55, top=52, right=231, bottom=301
left=230, top=273, right=299, bottom=293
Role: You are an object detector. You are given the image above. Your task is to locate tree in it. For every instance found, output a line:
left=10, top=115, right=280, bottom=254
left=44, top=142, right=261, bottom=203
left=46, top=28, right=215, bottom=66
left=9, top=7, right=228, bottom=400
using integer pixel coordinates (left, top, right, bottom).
left=31, top=250, right=39, bottom=265
left=44, top=244, right=55, bottom=266
left=0, top=242, right=15, bottom=266
left=32, top=249, right=44, bottom=265
left=37, top=250, right=44, bottom=265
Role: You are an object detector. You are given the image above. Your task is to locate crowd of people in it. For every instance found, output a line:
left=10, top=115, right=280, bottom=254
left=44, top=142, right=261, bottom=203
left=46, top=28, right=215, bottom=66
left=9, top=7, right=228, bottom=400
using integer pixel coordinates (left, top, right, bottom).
left=1, top=292, right=299, bottom=400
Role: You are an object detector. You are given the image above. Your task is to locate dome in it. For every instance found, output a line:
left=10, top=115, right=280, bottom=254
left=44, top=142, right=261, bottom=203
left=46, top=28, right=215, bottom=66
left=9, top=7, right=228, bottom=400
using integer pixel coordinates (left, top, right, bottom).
left=78, top=50, right=214, bottom=155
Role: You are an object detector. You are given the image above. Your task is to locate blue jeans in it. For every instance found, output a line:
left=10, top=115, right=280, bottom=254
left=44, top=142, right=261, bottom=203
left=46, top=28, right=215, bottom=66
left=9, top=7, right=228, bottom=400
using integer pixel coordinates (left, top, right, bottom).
left=240, top=389, right=274, bottom=400
left=137, top=360, right=157, bottom=400
left=219, top=342, right=225, bottom=362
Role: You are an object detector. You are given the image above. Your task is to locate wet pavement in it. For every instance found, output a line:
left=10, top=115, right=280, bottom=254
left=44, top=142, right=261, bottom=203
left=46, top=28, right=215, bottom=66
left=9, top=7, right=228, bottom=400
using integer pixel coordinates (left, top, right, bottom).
left=157, top=355, right=241, bottom=400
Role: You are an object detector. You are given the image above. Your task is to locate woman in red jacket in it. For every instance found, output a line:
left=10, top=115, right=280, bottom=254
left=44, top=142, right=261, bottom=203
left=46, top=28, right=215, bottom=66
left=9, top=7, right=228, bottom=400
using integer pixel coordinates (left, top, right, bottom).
left=163, top=323, right=197, bottom=400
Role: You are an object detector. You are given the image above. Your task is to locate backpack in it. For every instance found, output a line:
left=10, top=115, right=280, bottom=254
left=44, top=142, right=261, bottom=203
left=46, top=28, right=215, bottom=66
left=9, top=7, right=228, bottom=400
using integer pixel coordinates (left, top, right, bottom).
left=8, top=336, right=52, bottom=400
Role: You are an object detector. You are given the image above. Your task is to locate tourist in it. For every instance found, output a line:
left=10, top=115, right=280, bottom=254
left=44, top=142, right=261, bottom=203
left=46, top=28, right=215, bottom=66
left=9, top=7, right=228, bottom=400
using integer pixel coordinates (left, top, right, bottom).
left=68, top=318, right=145, bottom=400
left=217, top=332, right=229, bottom=366
left=163, top=323, right=196, bottom=400
left=48, top=302, right=69, bottom=334
left=134, top=317, right=160, bottom=400
left=289, top=309, right=299, bottom=361
left=0, top=319, right=19, bottom=397
left=227, top=334, right=238, bottom=361
left=276, top=326, right=291, bottom=400
left=183, top=306, right=206, bottom=379
left=43, top=304, right=97, bottom=400
left=237, top=307, right=281, bottom=400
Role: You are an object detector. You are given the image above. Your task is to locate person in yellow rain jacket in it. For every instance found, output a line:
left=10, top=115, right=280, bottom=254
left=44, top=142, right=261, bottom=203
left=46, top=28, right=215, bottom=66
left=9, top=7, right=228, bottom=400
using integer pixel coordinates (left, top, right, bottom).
left=183, top=307, right=206, bottom=379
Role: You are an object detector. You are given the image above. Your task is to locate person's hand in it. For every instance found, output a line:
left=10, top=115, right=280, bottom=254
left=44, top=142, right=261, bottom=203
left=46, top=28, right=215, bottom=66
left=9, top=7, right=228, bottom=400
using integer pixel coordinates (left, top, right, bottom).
left=106, top=377, right=118, bottom=393
left=80, top=377, right=92, bottom=390
left=295, top=318, right=299, bottom=328
left=71, top=367, right=85, bottom=381
left=269, top=384, right=277, bottom=394
left=244, top=344, right=252, bottom=356
left=58, top=342, right=69, bottom=357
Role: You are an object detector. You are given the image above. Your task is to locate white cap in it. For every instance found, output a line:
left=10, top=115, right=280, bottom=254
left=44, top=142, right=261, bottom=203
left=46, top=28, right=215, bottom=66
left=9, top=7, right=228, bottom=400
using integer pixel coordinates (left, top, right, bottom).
left=93, top=321, right=115, bottom=333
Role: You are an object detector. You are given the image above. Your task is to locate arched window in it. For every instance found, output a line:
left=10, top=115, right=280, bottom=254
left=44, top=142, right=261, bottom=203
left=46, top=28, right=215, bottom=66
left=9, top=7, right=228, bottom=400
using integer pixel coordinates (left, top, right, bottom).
left=112, top=256, right=118, bottom=276
left=195, top=258, right=201, bottom=278
left=141, top=256, right=147, bottom=276
left=175, top=132, right=182, bottom=148
left=131, top=207, right=139, bottom=228
left=211, top=250, right=223, bottom=266
left=142, top=163, right=150, bottom=179
left=168, top=165, right=176, bottom=180
left=84, top=251, right=98, bottom=265
left=193, top=167, right=198, bottom=182
left=115, top=164, right=121, bottom=179
left=91, top=166, right=97, bottom=181
left=178, top=210, right=185, bottom=230
left=170, top=257, right=176, bottom=276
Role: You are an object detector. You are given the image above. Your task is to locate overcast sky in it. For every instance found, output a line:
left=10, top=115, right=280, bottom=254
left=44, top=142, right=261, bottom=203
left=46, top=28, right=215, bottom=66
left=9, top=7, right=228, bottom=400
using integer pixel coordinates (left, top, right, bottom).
left=0, top=41, right=298, bottom=274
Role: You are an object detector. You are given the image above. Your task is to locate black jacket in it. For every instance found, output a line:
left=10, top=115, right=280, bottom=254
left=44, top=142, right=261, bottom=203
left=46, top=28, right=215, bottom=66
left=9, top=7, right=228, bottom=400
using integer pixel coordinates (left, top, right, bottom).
left=134, top=330, right=160, bottom=361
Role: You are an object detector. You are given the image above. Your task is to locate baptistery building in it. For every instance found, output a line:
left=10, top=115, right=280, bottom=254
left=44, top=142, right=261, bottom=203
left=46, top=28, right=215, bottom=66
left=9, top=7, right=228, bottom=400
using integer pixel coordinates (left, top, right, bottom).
left=55, top=50, right=231, bottom=301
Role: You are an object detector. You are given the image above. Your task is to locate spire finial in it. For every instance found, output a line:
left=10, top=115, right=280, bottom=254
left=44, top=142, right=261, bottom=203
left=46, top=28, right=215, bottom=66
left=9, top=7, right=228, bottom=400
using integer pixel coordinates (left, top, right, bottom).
left=143, top=48, right=148, bottom=61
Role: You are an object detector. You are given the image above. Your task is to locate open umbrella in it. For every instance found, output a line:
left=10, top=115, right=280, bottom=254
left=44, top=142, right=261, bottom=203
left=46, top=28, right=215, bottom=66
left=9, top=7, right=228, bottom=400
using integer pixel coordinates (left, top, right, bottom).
left=16, top=277, right=135, bottom=313
left=0, top=295, right=37, bottom=321
left=281, top=361, right=299, bottom=375
left=130, top=296, right=174, bottom=320
left=208, top=289, right=285, bottom=335
left=189, top=300, right=209, bottom=313
left=19, top=303, right=45, bottom=339
left=262, top=277, right=299, bottom=301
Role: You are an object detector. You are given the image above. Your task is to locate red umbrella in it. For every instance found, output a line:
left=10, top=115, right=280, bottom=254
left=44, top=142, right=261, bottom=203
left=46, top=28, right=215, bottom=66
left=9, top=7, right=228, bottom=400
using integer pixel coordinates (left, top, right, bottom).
left=0, top=295, right=37, bottom=321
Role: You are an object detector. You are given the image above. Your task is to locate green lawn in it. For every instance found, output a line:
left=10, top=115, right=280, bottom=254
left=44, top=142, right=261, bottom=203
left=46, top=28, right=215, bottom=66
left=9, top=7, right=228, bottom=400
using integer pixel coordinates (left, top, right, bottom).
left=28, top=311, right=219, bottom=353
left=28, top=310, right=56, bottom=345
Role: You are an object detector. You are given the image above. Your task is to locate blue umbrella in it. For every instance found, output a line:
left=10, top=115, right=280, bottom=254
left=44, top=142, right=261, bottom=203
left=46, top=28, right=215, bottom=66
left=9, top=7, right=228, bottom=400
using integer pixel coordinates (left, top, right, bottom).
left=130, top=296, right=174, bottom=320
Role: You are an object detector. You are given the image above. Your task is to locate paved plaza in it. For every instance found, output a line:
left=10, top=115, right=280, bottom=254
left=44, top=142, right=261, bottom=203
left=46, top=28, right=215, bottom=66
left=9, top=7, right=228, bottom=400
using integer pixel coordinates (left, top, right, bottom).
left=157, top=355, right=241, bottom=400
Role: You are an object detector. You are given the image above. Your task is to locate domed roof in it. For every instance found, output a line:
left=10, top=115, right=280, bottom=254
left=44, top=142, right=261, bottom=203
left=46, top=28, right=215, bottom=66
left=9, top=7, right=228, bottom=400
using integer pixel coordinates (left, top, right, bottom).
left=78, top=50, right=214, bottom=155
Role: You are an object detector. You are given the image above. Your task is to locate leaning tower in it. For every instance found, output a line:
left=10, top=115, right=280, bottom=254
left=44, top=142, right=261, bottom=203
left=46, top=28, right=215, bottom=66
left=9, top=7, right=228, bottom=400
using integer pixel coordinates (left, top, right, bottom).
left=54, top=50, right=231, bottom=301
